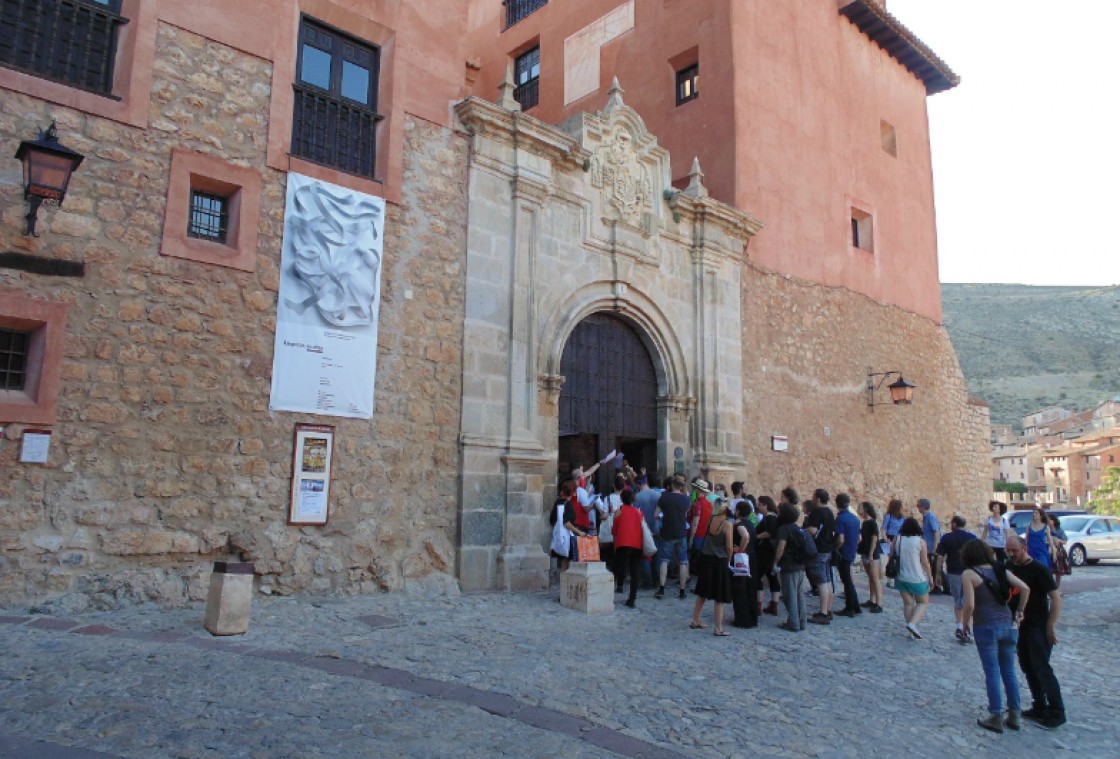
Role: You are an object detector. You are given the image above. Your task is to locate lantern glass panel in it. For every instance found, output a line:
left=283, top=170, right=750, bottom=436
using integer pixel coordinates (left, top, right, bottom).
left=28, top=151, right=74, bottom=199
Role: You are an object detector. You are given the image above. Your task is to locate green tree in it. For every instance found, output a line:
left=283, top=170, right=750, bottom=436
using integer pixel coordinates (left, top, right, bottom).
left=1088, top=466, right=1120, bottom=516
left=993, top=480, right=1028, bottom=495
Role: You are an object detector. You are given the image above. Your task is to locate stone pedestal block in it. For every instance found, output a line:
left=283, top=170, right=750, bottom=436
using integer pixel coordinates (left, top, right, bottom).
left=497, top=545, right=550, bottom=591
left=560, top=561, right=614, bottom=615
left=203, top=561, right=254, bottom=636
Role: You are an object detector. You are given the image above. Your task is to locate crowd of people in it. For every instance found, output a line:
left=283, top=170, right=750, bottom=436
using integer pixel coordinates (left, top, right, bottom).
left=549, top=464, right=1070, bottom=733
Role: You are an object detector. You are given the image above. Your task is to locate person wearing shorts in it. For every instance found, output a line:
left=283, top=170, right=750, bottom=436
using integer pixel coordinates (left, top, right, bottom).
left=895, top=517, right=932, bottom=640
left=654, top=477, right=691, bottom=599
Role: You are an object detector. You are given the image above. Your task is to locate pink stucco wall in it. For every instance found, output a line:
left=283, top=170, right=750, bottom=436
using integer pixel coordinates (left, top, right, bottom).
left=466, top=0, right=945, bottom=321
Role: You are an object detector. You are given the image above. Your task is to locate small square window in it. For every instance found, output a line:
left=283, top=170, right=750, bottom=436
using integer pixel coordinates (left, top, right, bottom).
left=187, top=191, right=230, bottom=244
left=514, top=46, right=540, bottom=110
left=0, top=292, right=67, bottom=425
left=161, top=150, right=261, bottom=272
left=881, top=120, right=897, bottom=157
left=676, top=63, right=699, bottom=105
left=851, top=208, right=874, bottom=252
left=0, top=328, right=31, bottom=391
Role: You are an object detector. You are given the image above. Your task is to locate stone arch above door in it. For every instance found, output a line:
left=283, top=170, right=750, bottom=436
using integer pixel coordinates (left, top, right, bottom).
left=538, top=281, right=689, bottom=402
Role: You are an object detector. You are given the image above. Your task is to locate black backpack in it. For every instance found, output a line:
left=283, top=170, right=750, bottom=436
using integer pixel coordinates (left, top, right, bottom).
left=982, top=563, right=1018, bottom=605
left=789, top=526, right=818, bottom=564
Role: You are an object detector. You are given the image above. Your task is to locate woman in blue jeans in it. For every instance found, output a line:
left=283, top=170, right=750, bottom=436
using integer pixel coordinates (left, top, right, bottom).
left=961, top=539, right=1030, bottom=733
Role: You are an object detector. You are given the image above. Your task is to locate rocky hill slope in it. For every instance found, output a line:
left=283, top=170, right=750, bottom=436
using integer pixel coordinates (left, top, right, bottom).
left=941, top=284, right=1120, bottom=428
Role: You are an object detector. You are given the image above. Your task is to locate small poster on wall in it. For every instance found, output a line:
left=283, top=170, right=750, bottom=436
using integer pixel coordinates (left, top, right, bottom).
left=289, top=423, right=335, bottom=526
left=19, top=429, right=52, bottom=464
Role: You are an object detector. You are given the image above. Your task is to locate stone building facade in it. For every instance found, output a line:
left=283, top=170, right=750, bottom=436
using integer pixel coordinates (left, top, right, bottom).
left=1, top=2, right=471, bottom=607
left=1, top=0, right=989, bottom=606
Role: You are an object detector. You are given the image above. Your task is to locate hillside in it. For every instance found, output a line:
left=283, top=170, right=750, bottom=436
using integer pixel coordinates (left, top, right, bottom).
left=940, top=284, right=1120, bottom=428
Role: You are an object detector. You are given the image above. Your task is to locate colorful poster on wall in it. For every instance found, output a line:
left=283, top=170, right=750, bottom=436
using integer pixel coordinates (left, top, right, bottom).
left=269, top=173, right=386, bottom=419
left=289, top=423, right=335, bottom=526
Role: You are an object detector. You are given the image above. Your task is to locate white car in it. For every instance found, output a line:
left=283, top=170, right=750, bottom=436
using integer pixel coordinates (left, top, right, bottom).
left=1060, top=515, right=1120, bottom=566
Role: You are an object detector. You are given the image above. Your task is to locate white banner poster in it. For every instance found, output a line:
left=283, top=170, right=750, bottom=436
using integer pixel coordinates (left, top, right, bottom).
left=269, top=173, right=385, bottom=418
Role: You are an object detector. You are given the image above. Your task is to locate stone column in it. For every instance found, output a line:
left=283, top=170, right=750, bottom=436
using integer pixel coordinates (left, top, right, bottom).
left=659, top=395, right=695, bottom=477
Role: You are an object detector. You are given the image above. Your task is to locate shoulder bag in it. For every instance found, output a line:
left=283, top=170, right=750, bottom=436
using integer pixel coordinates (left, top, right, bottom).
left=885, top=538, right=901, bottom=579
left=550, top=504, right=570, bottom=557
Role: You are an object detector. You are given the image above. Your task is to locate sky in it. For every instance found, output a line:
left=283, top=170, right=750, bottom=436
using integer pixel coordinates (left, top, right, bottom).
left=887, top=1, right=1120, bottom=287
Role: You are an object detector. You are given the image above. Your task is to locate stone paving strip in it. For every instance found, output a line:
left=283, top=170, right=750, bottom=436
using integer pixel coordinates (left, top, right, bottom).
left=0, top=614, right=678, bottom=759
left=2, top=567, right=1119, bottom=758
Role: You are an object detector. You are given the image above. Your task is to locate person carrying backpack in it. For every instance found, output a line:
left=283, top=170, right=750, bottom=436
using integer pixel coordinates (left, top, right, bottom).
left=772, top=496, right=810, bottom=632
left=960, top=539, right=1031, bottom=734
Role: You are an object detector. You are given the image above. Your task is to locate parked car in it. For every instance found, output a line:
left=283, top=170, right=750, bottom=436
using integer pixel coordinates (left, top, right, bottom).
left=1008, top=509, right=1086, bottom=538
left=1059, top=514, right=1120, bottom=566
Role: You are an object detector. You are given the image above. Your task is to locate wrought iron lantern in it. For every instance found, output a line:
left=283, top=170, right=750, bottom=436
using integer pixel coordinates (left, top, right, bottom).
left=14, top=122, right=85, bottom=237
left=867, top=369, right=916, bottom=407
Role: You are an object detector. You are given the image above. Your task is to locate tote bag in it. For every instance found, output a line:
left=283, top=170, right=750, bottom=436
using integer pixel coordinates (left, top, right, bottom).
left=550, top=504, right=571, bottom=557
left=731, top=552, right=751, bottom=577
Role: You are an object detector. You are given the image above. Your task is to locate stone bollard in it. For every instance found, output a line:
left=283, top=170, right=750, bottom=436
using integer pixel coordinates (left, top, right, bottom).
left=560, top=561, right=614, bottom=614
left=203, top=561, right=254, bottom=636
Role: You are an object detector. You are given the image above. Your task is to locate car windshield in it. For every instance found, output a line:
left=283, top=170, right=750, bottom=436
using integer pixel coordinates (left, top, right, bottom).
left=1062, top=516, right=1091, bottom=532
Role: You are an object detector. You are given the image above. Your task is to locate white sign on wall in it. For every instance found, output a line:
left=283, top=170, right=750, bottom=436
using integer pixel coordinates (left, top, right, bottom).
left=269, top=173, right=386, bottom=419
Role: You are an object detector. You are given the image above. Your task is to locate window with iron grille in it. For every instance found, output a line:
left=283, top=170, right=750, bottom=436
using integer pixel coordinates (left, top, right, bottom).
left=291, top=16, right=382, bottom=179
left=503, top=0, right=547, bottom=29
left=676, top=63, right=698, bottom=106
left=0, top=328, right=31, bottom=391
left=0, top=0, right=128, bottom=96
left=514, top=46, right=539, bottom=111
left=187, top=190, right=229, bottom=244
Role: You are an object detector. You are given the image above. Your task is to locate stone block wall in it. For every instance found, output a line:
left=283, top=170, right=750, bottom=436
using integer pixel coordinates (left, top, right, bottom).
left=0, top=24, right=468, bottom=609
left=741, top=263, right=991, bottom=525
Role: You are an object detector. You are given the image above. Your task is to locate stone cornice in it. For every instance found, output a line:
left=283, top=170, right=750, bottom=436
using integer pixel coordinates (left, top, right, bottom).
left=668, top=191, right=764, bottom=240
left=667, top=190, right=764, bottom=265
left=455, top=97, right=591, bottom=172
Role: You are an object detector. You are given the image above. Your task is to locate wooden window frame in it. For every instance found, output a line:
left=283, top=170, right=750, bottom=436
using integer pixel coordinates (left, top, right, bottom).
left=675, top=63, right=699, bottom=106
left=290, top=15, right=383, bottom=180
left=513, top=45, right=540, bottom=111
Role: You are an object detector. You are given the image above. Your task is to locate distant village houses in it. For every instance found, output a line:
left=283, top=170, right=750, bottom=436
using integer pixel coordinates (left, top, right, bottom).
left=992, top=397, right=1120, bottom=506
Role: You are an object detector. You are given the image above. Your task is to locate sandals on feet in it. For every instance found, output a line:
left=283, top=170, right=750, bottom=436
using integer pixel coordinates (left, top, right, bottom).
left=713, top=630, right=730, bottom=637
left=689, top=621, right=707, bottom=630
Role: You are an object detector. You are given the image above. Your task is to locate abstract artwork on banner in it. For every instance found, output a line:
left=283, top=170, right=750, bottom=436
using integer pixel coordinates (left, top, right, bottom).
left=269, top=173, right=385, bottom=418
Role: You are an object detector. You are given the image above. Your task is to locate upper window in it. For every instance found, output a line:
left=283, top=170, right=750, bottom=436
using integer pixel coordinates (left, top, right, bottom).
left=880, top=120, right=898, bottom=157
left=292, top=16, right=382, bottom=179
left=514, top=46, right=540, bottom=111
left=851, top=208, right=874, bottom=252
left=504, top=0, right=548, bottom=29
left=0, top=0, right=127, bottom=96
left=676, top=63, right=699, bottom=106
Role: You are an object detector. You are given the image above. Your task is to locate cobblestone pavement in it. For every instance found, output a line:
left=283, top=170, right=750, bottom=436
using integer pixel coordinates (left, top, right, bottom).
left=2, top=564, right=1119, bottom=759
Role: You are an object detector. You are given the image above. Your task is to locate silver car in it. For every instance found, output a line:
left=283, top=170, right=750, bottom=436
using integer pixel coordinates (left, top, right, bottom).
left=1060, top=515, right=1120, bottom=566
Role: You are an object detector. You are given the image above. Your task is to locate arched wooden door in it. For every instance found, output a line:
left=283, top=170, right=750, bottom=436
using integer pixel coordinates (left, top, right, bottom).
left=558, top=313, right=658, bottom=490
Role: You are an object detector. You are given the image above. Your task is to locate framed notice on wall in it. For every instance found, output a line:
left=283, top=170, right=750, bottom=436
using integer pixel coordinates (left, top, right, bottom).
left=288, top=424, right=335, bottom=526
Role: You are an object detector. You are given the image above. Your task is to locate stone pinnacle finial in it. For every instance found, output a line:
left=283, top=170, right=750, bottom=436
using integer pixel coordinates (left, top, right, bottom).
left=497, top=59, right=521, bottom=112
left=606, top=77, right=625, bottom=111
left=683, top=157, right=708, bottom=198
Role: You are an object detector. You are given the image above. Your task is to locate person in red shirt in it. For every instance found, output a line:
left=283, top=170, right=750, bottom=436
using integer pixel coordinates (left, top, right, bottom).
left=688, top=479, right=714, bottom=556
left=612, top=489, right=646, bottom=608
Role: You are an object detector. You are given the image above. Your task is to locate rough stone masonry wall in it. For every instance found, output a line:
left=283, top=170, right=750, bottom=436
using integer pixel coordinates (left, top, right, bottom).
left=741, top=264, right=991, bottom=525
left=0, top=24, right=467, bottom=609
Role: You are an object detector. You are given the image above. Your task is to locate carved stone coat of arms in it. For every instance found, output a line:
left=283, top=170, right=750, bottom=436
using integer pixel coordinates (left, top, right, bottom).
left=590, top=127, right=652, bottom=228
